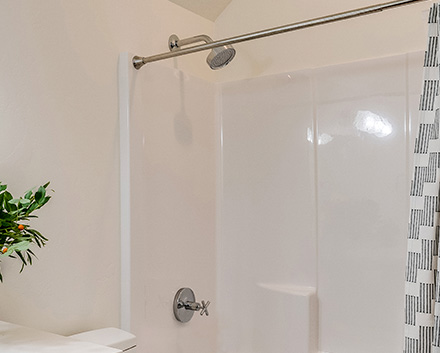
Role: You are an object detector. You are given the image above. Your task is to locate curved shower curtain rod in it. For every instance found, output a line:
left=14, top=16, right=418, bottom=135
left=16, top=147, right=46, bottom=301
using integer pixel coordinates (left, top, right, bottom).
left=133, top=0, right=427, bottom=70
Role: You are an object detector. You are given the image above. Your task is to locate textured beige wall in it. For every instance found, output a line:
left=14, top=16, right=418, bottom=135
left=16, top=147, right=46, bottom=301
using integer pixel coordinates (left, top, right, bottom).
left=0, top=0, right=213, bottom=336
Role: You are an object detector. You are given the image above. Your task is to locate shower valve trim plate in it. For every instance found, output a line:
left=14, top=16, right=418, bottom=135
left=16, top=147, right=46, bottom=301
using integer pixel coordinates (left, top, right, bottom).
left=173, top=287, right=210, bottom=323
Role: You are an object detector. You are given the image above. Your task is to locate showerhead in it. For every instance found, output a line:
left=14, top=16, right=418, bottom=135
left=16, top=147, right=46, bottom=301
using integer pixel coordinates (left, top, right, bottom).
left=168, top=34, right=236, bottom=70
left=206, top=45, right=236, bottom=70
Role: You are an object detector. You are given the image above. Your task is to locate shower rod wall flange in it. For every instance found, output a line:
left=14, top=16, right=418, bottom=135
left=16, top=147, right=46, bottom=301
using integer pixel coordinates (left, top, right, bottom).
left=169, top=34, right=180, bottom=51
left=132, top=0, right=427, bottom=70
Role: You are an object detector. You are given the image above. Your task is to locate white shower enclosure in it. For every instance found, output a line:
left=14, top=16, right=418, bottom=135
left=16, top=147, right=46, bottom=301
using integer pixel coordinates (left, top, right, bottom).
left=119, top=51, right=424, bottom=353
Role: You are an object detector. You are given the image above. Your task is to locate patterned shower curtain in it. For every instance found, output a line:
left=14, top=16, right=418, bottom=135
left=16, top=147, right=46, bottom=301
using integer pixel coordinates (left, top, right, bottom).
left=404, top=4, right=440, bottom=353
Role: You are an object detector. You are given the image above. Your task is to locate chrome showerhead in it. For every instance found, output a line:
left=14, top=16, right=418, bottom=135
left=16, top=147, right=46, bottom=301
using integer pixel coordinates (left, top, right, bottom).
left=206, top=45, right=236, bottom=70
left=168, top=34, right=236, bottom=70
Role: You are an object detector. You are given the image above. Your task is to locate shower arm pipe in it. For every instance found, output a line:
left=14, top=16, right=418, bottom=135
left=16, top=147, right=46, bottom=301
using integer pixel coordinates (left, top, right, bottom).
left=133, top=0, right=426, bottom=70
left=170, top=34, right=213, bottom=50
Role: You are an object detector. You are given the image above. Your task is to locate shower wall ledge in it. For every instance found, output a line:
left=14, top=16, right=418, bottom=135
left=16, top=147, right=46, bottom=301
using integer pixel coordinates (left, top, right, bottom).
left=255, top=283, right=318, bottom=353
left=257, top=282, right=316, bottom=296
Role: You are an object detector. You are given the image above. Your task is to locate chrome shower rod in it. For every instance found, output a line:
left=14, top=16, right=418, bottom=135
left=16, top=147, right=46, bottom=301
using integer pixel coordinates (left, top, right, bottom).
left=133, top=0, right=426, bottom=70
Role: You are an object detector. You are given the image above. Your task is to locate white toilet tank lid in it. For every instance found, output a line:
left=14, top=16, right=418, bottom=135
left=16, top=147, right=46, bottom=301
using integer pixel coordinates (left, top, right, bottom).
left=70, top=328, right=136, bottom=351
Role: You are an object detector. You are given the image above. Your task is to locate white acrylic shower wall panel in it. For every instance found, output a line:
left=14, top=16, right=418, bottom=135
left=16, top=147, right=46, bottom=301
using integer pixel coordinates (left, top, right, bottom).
left=219, top=52, right=425, bottom=353
left=219, top=73, right=317, bottom=353
left=126, top=63, right=217, bottom=353
left=315, top=55, right=410, bottom=353
left=122, top=51, right=424, bottom=353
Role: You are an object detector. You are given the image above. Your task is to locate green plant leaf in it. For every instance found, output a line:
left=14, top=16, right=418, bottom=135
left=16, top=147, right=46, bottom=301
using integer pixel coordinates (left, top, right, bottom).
left=3, top=191, right=12, bottom=203
left=27, top=248, right=37, bottom=258
left=26, top=203, right=39, bottom=214
left=19, top=199, right=31, bottom=206
left=13, top=241, right=30, bottom=252
left=1, top=240, right=31, bottom=258
left=0, top=182, right=52, bottom=281
left=16, top=251, right=26, bottom=272
left=3, top=192, right=16, bottom=212
left=40, top=196, right=51, bottom=206
left=35, top=186, right=46, bottom=205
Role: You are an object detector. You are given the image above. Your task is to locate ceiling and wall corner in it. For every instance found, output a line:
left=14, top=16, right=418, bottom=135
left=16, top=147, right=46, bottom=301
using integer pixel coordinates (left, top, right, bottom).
left=214, top=0, right=432, bottom=82
left=168, top=0, right=233, bottom=21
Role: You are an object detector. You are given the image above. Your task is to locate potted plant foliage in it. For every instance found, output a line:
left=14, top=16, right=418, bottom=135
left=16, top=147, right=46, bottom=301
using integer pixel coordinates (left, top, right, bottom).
left=0, top=182, right=52, bottom=281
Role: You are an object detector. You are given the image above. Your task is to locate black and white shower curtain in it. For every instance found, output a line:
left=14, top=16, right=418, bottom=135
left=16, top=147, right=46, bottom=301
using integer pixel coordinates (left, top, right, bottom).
left=404, top=4, right=440, bottom=353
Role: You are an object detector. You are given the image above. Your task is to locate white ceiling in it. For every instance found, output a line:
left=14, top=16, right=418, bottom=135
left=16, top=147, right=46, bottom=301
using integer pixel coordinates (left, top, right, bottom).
left=168, top=0, right=233, bottom=21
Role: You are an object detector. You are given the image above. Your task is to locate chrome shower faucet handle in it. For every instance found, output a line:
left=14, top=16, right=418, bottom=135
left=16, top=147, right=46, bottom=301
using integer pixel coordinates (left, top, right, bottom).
left=173, top=288, right=211, bottom=322
left=200, top=300, right=210, bottom=316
